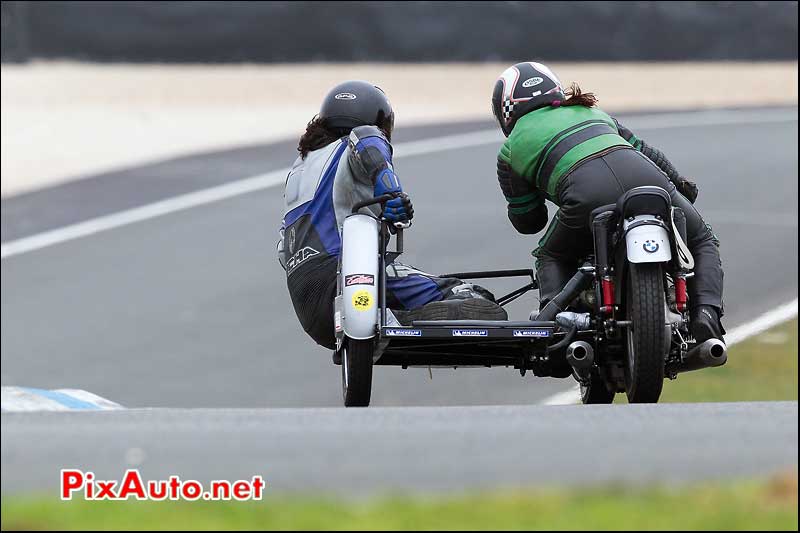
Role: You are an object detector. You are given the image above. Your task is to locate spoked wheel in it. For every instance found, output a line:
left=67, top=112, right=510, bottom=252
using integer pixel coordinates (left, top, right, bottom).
left=341, top=338, right=374, bottom=407
left=580, top=372, right=616, bottom=404
left=624, top=263, right=667, bottom=403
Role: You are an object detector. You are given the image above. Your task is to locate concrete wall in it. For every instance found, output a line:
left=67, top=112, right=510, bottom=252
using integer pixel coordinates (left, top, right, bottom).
left=2, top=1, right=798, bottom=63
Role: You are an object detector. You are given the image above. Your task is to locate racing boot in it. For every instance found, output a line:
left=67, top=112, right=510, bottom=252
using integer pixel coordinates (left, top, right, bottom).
left=690, top=305, right=725, bottom=344
left=397, top=297, right=508, bottom=325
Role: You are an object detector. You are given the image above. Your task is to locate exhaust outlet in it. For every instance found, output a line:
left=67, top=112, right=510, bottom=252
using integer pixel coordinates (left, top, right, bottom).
left=678, top=339, right=728, bottom=373
left=566, top=341, right=595, bottom=379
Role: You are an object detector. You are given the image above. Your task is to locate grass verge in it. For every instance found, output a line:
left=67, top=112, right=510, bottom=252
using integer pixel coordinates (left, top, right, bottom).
left=2, top=473, right=797, bottom=531
left=616, top=318, right=798, bottom=403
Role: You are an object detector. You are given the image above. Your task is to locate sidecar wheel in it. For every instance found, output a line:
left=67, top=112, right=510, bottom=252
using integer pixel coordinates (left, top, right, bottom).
left=341, top=338, right=374, bottom=407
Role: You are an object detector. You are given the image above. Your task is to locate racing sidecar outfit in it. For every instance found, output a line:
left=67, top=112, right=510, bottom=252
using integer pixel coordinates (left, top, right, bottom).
left=279, top=126, right=506, bottom=349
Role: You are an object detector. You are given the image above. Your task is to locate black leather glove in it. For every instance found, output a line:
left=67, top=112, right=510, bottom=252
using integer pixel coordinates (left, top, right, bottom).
left=383, top=192, right=413, bottom=222
left=675, top=176, right=699, bottom=204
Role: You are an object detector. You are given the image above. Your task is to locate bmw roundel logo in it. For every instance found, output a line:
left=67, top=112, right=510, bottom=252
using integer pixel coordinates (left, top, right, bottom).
left=643, top=240, right=659, bottom=253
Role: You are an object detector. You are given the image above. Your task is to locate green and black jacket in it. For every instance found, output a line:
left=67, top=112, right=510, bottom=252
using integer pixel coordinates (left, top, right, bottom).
left=496, top=105, right=680, bottom=234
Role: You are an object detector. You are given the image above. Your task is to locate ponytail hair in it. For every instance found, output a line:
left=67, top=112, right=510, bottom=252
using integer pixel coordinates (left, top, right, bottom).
left=559, top=82, right=598, bottom=108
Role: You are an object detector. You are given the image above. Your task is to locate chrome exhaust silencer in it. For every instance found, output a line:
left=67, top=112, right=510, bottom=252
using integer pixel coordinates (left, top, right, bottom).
left=678, top=338, right=727, bottom=373
left=566, top=341, right=595, bottom=378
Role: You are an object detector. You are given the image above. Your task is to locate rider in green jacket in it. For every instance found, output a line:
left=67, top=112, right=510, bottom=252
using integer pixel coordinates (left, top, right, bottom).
left=490, top=62, right=724, bottom=343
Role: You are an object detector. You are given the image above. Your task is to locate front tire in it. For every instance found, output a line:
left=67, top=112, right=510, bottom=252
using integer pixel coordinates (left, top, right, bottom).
left=624, top=263, right=667, bottom=403
left=341, top=338, right=374, bottom=407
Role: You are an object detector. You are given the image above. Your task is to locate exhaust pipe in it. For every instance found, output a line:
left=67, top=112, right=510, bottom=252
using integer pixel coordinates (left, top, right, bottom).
left=566, top=341, right=595, bottom=379
left=678, top=339, right=727, bottom=373
left=536, top=269, right=594, bottom=321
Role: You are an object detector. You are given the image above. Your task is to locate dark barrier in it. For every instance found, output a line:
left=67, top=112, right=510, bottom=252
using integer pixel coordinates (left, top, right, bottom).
left=1, top=1, right=30, bottom=63
left=2, top=1, right=798, bottom=63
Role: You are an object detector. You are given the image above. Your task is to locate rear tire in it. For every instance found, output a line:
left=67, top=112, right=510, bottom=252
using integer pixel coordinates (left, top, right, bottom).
left=624, top=263, right=666, bottom=403
left=580, top=373, right=616, bottom=404
left=341, top=338, right=374, bottom=407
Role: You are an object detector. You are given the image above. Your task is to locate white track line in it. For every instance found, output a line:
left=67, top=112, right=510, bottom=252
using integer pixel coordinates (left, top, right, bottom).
left=2, top=108, right=796, bottom=260
left=0, top=170, right=289, bottom=258
left=724, top=299, right=799, bottom=345
left=541, top=298, right=799, bottom=405
left=541, top=386, right=584, bottom=406
left=0, top=130, right=500, bottom=260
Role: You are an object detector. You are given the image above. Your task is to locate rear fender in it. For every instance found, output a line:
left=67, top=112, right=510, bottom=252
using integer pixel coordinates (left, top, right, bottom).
left=624, top=215, right=672, bottom=264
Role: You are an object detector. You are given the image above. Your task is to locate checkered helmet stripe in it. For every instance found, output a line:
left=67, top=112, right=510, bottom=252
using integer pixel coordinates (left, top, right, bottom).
left=503, top=100, right=515, bottom=120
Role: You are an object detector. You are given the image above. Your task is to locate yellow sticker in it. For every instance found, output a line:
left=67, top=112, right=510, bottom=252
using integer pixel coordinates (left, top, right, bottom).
left=352, top=290, right=373, bottom=311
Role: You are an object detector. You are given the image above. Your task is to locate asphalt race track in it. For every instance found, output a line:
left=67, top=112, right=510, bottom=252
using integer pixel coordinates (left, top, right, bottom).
left=2, top=402, right=797, bottom=493
left=1, top=107, right=798, bottom=492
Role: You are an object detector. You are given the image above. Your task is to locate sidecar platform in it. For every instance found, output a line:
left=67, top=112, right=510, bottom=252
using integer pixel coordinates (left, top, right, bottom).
left=371, top=268, right=580, bottom=369
left=375, top=320, right=563, bottom=368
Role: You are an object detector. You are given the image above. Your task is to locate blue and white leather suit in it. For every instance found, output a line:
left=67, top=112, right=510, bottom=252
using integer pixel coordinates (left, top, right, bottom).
left=277, top=126, right=488, bottom=348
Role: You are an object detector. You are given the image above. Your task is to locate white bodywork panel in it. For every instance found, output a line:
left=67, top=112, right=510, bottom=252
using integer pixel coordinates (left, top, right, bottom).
left=624, top=215, right=672, bottom=263
left=341, top=214, right=379, bottom=339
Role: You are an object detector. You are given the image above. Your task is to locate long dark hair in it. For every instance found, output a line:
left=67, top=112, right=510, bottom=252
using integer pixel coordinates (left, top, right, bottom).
left=297, top=116, right=345, bottom=159
left=297, top=115, right=394, bottom=159
left=560, top=82, right=598, bottom=108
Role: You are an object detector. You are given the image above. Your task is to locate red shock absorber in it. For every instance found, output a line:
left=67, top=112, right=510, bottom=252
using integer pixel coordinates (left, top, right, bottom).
left=675, top=276, right=688, bottom=312
left=601, top=276, right=615, bottom=314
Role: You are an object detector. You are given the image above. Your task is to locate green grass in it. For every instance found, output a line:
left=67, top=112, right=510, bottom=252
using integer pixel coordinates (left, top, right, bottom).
left=2, top=474, right=797, bottom=531
left=618, top=318, right=798, bottom=403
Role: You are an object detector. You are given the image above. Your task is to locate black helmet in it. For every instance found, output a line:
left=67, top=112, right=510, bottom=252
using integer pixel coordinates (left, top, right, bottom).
left=319, top=80, right=395, bottom=138
left=491, top=62, right=565, bottom=137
